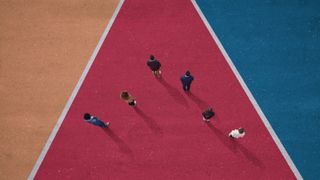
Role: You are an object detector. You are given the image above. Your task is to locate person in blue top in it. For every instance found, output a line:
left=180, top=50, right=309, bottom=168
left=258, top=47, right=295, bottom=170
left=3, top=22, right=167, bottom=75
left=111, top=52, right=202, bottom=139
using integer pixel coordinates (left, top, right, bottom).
left=83, top=113, right=110, bottom=128
left=180, top=70, right=194, bottom=91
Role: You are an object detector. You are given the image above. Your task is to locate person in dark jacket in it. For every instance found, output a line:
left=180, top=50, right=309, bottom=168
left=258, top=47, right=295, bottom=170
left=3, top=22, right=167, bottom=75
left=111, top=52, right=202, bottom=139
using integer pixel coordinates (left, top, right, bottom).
left=147, top=55, right=161, bottom=77
left=202, top=107, right=215, bottom=122
left=83, top=113, right=110, bottom=128
left=180, top=70, right=194, bottom=91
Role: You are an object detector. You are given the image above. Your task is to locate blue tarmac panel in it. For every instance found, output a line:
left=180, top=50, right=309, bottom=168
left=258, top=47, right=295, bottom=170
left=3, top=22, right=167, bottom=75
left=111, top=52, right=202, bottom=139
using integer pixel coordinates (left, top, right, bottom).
left=196, top=0, right=320, bottom=179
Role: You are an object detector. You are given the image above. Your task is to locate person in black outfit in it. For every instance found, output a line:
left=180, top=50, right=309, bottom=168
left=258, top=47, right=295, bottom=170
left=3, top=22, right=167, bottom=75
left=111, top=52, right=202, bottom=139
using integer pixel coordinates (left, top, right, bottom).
left=147, top=55, right=161, bottom=77
left=180, top=70, right=194, bottom=91
left=202, top=107, right=215, bottom=122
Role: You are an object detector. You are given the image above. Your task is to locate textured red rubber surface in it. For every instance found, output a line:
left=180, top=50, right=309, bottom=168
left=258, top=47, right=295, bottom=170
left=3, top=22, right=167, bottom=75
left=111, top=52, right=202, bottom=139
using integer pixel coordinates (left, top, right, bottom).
left=35, top=0, right=295, bottom=179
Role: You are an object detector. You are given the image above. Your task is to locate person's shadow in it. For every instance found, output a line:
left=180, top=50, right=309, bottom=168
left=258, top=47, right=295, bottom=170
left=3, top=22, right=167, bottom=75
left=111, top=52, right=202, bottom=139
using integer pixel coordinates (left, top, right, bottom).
left=206, top=123, right=265, bottom=169
left=156, top=77, right=189, bottom=107
left=186, top=92, right=209, bottom=111
left=102, top=128, right=132, bottom=154
left=134, top=107, right=163, bottom=135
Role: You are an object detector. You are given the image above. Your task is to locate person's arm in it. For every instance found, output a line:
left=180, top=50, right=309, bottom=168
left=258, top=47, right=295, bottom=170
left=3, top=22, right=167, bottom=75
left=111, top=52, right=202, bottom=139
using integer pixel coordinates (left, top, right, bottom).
left=209, top=111, right=215, bottom=117
left=202, top=111, right=206, bottom=117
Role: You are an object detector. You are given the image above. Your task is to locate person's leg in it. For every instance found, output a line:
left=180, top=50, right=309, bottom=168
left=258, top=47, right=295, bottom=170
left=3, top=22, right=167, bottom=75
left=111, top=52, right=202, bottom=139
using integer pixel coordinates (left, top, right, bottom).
left=101, top=123, right=107, bottom=128
left=96, top=120, right=107, bottom=128
left=186, top=84, right=190, bottom=91
left=182, top=85, right=187, bottom=91
left=155, top=70, right=161, bottom=77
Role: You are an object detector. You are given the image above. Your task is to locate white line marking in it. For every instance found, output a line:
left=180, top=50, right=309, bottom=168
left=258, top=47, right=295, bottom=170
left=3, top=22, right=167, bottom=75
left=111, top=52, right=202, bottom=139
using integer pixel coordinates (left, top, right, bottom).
left=191, top=0, right=303, bottom=179
left=27, top=0, right=125, bottom=179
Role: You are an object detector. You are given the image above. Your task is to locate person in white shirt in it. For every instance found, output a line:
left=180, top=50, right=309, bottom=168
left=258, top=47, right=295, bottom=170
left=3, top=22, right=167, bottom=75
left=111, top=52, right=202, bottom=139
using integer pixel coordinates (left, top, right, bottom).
left=229, top=127, right=245, bottom=139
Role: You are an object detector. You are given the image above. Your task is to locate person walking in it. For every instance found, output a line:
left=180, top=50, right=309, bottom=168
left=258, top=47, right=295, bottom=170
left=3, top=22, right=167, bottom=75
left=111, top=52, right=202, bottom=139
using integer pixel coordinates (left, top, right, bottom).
left=83, top=113, right=110, bottom=128
left=120, top=91, right=137, bottom=106
left=147, top=55, right=162, bottom=77
left=229, top=128, right=245, bottom=139
left=180, top=70, right=194, bottom=91
left=202, top=107, right=215, bottom=122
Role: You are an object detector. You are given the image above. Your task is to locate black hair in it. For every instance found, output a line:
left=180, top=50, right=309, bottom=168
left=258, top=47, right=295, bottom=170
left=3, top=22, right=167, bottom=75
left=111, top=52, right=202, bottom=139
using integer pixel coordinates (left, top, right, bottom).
left=185, top=70, right=190, bottom=76
left=239, top=128, right=244, bottom=134
left=150, top=55, right=155, bottom=60
left=84, top=113, right=91, bottom=120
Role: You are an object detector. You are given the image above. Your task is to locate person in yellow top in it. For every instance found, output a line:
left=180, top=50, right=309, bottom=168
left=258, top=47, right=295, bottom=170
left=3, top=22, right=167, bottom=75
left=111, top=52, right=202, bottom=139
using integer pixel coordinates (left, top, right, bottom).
left=120, top=91, right=136, bottom=107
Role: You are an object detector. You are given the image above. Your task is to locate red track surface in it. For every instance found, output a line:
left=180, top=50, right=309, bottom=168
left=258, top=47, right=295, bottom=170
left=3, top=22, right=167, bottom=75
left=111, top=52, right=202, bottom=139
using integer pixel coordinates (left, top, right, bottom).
left=35, top=0, right=295, bottom=179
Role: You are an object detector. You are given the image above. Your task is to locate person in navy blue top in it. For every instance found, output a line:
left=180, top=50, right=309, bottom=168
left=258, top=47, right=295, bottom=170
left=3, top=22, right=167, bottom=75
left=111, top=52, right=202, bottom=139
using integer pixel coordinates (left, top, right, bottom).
left=83, top=113, right=110, bottom=128
left=147, top=55, right=161, bottom=77
left=180, top=70, right=194, bottom=91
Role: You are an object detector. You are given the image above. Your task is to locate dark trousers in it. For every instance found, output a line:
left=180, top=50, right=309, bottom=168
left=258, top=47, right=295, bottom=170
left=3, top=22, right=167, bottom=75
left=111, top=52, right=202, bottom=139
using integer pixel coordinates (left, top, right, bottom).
left=182, top=84, right=191, bottom=91
left=93, top=120, right=107, bottom=128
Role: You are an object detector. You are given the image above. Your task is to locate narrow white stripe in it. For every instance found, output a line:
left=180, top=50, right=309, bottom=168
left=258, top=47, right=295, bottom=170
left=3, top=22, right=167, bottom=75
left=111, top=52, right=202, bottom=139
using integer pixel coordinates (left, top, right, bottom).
left=27, top=1, right=125, bottom=179
left=191, top=0, right=303, bottom=179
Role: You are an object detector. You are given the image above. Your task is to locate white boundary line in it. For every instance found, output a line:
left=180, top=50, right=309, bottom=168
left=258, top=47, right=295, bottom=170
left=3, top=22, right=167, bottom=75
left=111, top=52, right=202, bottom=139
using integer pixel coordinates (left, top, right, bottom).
left=28, top=0, right=125, bottom=179
left=191, top=0, right=303, bottom=179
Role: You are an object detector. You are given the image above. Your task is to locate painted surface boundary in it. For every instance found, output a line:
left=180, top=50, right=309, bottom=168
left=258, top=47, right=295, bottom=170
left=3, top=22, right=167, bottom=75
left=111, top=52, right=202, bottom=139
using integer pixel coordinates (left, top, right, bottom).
left=191, top=0, right=303, bottom=179
left=27, top=0, right=125, bottom=179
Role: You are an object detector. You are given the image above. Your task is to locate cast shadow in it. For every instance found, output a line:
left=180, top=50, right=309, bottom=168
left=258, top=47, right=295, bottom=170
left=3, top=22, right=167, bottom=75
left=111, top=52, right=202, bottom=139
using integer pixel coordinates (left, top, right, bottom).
left=102, top=128, right=132, bottom=154
left=206, top=123, right=265, bottom=168
left=186, top=92, right=221, bottom=121
left=134, top=107, right=163, bottom=135
left=206, top=122, right=237, bottom=153
left=156, top=77, right=189, bottom=107
left=234, top=140, right=265, bottom=169
left=186, top=92, right=209, bottom=111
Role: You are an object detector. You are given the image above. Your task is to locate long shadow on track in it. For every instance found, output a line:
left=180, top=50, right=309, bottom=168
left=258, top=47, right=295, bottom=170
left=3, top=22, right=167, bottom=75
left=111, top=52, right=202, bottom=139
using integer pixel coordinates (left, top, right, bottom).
left=102, top=128, right=133, bottom=154
left=133, top=107, right=163, bottom=135
left=156, top=77, right=189, bottom=107
left=206, top=122, right=265, bottom=169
